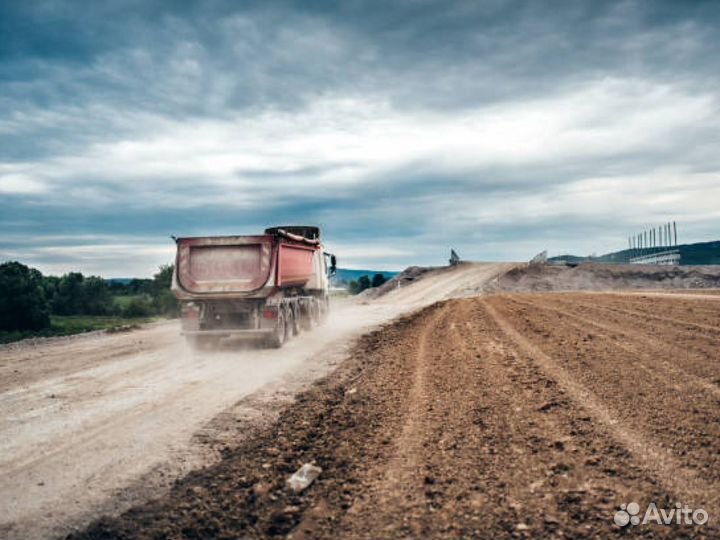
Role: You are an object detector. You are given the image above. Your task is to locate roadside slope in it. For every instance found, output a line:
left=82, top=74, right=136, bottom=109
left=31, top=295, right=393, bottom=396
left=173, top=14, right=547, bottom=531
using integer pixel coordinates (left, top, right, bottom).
left=487, top=262, right=720, bottom=292
left=373, top=262, right=518, bottom=306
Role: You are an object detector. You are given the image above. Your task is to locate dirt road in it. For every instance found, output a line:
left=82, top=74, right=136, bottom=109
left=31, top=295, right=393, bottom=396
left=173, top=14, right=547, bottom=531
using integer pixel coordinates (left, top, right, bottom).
left=0, top=263, right=513, bottom=540
left=69, top=291, right=720, bottom=539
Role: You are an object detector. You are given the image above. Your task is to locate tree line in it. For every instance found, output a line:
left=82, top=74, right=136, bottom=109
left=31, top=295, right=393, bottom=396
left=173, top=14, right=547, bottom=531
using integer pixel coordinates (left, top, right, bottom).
left=348, top=273, right=387, bottom=294
left=0, top=261, right=178, bottom=333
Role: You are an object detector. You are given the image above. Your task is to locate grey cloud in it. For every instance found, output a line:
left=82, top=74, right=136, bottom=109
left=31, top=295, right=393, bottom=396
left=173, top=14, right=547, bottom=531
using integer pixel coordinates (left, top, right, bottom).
left=2, top=0, right=720, bottom=275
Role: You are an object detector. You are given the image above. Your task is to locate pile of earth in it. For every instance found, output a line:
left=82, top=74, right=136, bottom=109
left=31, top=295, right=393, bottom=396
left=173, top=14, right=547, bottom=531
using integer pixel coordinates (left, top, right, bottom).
left=361, top=265, right=435, bottom=298
left=486, top=263, right=720, bottom=292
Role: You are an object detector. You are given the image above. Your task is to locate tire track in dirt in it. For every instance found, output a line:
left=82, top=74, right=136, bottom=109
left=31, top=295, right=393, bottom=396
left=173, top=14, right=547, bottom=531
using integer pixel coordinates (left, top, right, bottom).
left=496, top=295, right=720, bottom=484
left=624, top=290, right=720, bottom=303
left=507, top=295, right=720, bottom=399
left=339, top=299, right=617, bottom=538
left=336, top=304, right=451, bottom=538
left=560, top=295, right=720, bottom=341
left=588, top=293, right=720, bottom=325
left=1, top=362, right=202, bottom=475
left=454, top=300, right=682, bottom=538
left=541, top=294, right=720, bottom=382
left=481, top=296, right=720, bottom=520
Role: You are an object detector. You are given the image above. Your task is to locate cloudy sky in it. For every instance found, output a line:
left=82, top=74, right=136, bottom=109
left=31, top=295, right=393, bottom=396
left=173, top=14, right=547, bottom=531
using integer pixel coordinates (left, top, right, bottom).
left=1, top=0, right=719, bottom=277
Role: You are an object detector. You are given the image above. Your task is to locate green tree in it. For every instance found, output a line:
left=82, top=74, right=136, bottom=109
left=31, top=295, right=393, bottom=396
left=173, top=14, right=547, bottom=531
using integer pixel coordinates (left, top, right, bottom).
left=107, top=280, right=131, bottom=295
left=51, top=272, right=85, bottom=315
left=82, top=276, right=113, bottom=315
left=0, top=261, right=50, bottom=331
left=42, top=275, right=60, bottom=304
left=122, top=296, right=154, bottom=318
left=371, top=273, right=387, bottom=288
left=153, top=264, right=173, bottom=290
left=348, top=275, right=372, bottom=295
left=128, top=278, right=154, bottom=295
left=152, top=264, right=178, bottom=316
left=51, top=272, right=113, bottom=315
left=358, top=275, right=371, bottom=292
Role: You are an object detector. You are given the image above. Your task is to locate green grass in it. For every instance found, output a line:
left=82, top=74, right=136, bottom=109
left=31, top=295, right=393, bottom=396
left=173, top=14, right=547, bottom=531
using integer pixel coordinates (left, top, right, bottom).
left=112, top=294, right=146, bottom=309
left=0, top=315, right=155, bottom=344
left=51, top=315, right=153, bottom=333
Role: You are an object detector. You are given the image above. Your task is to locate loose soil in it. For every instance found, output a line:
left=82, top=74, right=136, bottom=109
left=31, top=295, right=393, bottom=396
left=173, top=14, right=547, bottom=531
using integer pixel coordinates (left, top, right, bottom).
left=68, top=292, right=720, bottom=539
left=487, top=263, right=720, bottom=293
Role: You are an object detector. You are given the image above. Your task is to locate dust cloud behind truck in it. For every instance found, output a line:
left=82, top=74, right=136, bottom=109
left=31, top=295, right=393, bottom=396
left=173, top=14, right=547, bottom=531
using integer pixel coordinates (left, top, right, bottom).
left=171, top=226, right=336, bottom=348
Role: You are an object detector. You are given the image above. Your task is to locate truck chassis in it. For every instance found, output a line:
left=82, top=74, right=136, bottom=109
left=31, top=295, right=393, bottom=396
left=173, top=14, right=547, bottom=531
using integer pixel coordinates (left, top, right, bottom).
left=182, top=294, right=329, bottom=350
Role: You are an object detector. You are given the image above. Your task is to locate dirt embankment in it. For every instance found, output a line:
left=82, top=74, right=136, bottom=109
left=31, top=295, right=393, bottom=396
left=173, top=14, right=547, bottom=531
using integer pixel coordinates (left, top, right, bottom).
left=367, top=262, right=720, bottom=301
left=361, top=265, right=435, bottom=298
left=69, top=292, right=720, bottom=539
left=487, top=263, right=720, bottom=293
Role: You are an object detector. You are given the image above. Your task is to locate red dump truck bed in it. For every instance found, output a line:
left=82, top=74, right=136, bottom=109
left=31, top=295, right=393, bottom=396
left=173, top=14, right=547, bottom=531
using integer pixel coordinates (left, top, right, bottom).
left=174, top=233, right=320, bottom=296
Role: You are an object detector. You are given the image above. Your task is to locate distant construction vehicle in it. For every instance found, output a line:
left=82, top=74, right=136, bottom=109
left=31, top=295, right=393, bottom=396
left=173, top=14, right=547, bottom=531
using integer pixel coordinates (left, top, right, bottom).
left=449, top=249, right=461, bottom=266
left=171, top=226, right=336, bottom=349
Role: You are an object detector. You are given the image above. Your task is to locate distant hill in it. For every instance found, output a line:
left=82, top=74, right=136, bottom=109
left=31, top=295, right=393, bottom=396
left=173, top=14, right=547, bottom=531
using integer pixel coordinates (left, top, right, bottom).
left=104, top=278, right=134, bottom=285
left=332, top=268, right=398, bottom=286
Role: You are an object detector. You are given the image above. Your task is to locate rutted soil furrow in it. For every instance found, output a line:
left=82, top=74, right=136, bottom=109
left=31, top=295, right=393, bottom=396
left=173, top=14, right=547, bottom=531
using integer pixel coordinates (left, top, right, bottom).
left=458, top=300, right=706, bottom=538
left=567, top=296, right=720, bottom=339
left=540, top=294, right=720, bottom=382
left=508, top=296, right=720, bottom=400
left=334, top=303, right=451, bottom=537
left=592, top=293, right=720, bottom=326
left=334, top=304, right=462, bottom=538
left=484, top=296, right=720, bottom=495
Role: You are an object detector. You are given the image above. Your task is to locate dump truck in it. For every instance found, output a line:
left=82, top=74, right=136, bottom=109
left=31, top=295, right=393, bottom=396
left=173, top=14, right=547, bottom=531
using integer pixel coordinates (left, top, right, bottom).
left=171, top=226, right=336, bottom=349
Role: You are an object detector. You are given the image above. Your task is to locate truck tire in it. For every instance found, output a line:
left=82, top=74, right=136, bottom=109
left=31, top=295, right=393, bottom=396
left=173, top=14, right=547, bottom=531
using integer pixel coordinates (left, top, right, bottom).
left=290, top=304, right=301, bottom=336
left=285, top=305, right=298, bottom=338
left=266, top=309, right=287, bottom=348
left=300, top=300, right=315, bottom=331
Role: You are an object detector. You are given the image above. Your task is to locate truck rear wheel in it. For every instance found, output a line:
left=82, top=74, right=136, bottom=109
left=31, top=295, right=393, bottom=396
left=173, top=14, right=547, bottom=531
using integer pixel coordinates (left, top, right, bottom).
left=290, top=304, right=301, bottom=336
left=266, top=309, right=287, bottom=348
left=300, top=300, right=315, bottom=331
left=284, top=305, right=298, bottom=338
